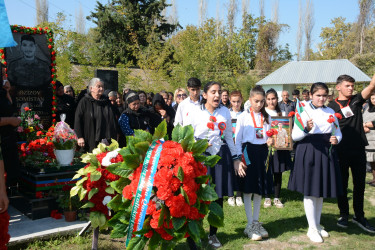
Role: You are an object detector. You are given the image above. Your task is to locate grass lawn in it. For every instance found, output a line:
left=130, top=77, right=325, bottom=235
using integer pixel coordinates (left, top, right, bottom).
left=9, top=172, right=375, bottom=249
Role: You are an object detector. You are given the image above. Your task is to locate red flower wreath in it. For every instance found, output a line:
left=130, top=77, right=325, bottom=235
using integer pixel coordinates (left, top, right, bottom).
left=122, top=140, right=209, bottom=241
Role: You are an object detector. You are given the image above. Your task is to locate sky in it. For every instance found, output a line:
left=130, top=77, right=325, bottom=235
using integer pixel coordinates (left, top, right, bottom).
left=4, top=0, right=360, bottom=59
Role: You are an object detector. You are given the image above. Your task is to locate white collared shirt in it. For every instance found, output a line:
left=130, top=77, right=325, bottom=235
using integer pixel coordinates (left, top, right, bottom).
left=292, top=102, right=342, bottom=142
left=174, top=96, right=202, bottom=127
left=191, top=104, right=237, bottom=156
left=234, top=110, right=271, bottom=155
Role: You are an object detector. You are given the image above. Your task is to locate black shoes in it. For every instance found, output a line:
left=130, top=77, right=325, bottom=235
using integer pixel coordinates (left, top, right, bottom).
left=352, top=216, right=375, bottom=233
left=337, top=216, right=348, bottom=228
left=338, top=215, right=375, bottom=233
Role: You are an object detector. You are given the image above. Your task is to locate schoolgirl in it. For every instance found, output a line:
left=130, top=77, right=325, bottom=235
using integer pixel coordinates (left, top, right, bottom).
left=288, top=82, right=343, bottom=243
left=191, top=81, right=241, bottom=248
left=228, top=90, right=244, bottom=207
left=264, top=88, right=292, bottom=208
left=234, top=85, right=274, bottom=241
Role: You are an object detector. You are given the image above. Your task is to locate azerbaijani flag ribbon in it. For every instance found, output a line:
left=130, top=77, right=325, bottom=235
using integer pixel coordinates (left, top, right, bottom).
left=294, top=98, right=305, bottom=131
left=126, top=139, right=164, bottom=247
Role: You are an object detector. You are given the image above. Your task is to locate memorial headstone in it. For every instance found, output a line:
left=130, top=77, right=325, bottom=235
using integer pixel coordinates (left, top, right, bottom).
left=95, top=69, right=118, bottom=92
left=5, top=31, right=53, bottom=128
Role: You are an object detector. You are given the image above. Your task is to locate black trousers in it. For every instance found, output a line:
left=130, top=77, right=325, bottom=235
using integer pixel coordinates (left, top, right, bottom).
left=1, top=133, right=20, bottom=187
left=337, top=149, right=366, bottom=219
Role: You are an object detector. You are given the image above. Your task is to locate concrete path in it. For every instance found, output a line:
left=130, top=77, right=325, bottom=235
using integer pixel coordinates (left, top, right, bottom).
left=8, top=205, right=88, bottom=245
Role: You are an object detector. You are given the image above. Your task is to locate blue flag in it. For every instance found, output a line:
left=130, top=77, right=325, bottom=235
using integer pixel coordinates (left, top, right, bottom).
left=0, top=0, right=17, bottom=47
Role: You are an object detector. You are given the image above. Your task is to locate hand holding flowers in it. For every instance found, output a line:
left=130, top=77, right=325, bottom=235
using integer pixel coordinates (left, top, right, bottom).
left=327, top=113, right=342, bottom=154
left=265, top=129, right=278, bottom=172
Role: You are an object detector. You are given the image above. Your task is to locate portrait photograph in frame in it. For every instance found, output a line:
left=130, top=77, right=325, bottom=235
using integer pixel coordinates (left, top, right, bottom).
left=270, top=116, right=293, bottom=150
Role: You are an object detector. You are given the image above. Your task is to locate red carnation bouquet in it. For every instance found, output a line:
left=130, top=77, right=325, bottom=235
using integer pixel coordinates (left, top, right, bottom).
left=71, top=121, right=222, bottom=249
left=327, top=113, right=342, bottom=154
left=265, top=129, right=278, bottom=172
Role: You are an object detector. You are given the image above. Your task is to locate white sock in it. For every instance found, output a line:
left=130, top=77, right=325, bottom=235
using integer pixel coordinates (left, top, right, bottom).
left=315, top=197, right=323, bottom=227
left=304, top=196, right=318, bottom=230
left=252, top=194, right=262, bottom=222
left=243, top=193, right=253, bottom=226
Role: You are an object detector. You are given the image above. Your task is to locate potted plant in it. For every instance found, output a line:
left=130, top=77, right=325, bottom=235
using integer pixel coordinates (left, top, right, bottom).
left=52, top=116, right=77, bottom=166
left=57, top=185, right=83, bottom=222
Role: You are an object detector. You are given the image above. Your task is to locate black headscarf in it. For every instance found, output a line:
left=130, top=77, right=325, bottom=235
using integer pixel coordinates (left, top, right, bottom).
left=367, top=98, right=375, bottom=113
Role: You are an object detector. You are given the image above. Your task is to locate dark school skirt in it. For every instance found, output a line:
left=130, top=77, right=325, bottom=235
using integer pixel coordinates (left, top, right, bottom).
left=287, top=133, right=343, bottom=198
left=207, top=144, right=236, bottom=198
left=235, top=142, right=274, bottom=195
left=270, top=150, right=292, bottom=173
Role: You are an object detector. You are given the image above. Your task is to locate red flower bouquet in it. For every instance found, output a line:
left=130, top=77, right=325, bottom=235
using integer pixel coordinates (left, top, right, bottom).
left=52, top=118, right=77, bottom=150
left=328, top=114, right=339, bottom=154
left=71, top=121, right=223, bottom=249
left=265, top=129, right=278, bottom=172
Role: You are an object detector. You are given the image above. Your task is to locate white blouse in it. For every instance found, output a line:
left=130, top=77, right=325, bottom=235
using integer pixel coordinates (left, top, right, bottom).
left=292, top=102, right=342, bottom=142
left=191, top=104, right=237, bottom=156
left=265, top=107, right=278, bottom=117
left=234, top=110, right=271, bottom=155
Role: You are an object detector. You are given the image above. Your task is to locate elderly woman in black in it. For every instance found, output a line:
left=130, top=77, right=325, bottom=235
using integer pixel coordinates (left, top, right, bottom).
left=74, top=78, right=119, bottom=152
left=118, top=91, right=161, bottom=137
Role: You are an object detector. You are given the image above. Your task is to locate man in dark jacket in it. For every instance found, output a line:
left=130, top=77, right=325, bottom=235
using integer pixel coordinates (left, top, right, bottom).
left=279, top=90, right=296, bottom=116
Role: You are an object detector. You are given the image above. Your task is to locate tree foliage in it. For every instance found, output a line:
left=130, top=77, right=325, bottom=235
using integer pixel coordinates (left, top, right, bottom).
left=88, top=0, right=180, bottom=66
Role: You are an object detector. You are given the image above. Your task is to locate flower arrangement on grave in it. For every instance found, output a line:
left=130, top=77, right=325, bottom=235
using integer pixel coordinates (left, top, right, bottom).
left=17, top=107, right=44, bottom=142
left=52, top=117, right=78, bottom=166
left=52, top=116, right=77, bottom=150
left=18, top=125, right=81, bottom=170
left=71, top=121, right=223, bottom=249
left=19, top=126, right=56, bottom=168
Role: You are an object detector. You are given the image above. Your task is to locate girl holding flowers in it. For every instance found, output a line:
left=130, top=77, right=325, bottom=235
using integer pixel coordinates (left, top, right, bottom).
left=288, top=82, right=343, bottom=243
left=191, top=81, right=242, bottom=248
left=234, top=85, right=274, bottom=241
left=264, top=88, right=292, bottom=208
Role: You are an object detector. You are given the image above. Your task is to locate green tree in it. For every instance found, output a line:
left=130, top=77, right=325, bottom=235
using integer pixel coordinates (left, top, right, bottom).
left=318, top=17, right=353, bottom=59
left=88, top=0, right=180, bottom=66
left=255, top=18, right=288, bottom=74
left=232, top=14, right=261, bottom=69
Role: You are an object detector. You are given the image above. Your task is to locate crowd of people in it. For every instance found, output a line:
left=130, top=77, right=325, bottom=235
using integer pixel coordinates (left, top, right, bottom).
left=1, top=73, right=375, bottom=248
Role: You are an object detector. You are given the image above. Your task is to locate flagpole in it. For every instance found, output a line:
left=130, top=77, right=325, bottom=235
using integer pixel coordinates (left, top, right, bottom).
left=297, top=98, right=311, bottom=119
